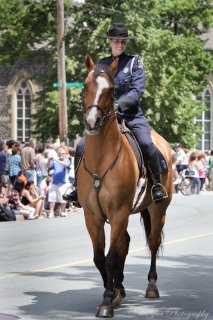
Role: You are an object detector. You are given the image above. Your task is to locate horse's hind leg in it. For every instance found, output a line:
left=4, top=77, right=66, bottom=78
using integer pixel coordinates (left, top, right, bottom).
left=145, top=252, right=160, bottom=298
left=141, top=206, right=166, bottom=298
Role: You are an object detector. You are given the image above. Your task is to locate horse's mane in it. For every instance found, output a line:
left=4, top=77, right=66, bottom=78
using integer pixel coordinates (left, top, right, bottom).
left=94, top=64, right=114, bottom=84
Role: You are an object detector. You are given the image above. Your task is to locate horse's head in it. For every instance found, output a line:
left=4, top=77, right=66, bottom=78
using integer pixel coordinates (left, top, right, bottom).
left=83, top=53, right=118, bottom=135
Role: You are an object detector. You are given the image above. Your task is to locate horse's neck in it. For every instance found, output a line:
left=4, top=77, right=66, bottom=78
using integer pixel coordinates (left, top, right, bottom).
left=84, top=119, right=121, bottom=169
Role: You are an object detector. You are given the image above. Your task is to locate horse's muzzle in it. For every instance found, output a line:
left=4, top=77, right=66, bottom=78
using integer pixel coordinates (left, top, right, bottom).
left=84, top=117, right=103, bottom=135
left=84, top=106, right=103, bottom=135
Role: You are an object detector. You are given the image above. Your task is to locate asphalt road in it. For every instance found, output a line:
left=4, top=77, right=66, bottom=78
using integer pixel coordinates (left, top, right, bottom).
left=0, top=193, right=213, bottom=320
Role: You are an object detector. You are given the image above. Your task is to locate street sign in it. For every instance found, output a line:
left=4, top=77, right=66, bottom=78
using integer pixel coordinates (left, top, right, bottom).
left=53, top=82, right=84, bottom=88
left=67, top=82, right=84, bottom=88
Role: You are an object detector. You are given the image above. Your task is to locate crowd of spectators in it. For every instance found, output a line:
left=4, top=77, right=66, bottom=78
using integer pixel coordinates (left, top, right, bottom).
left=1, top=138, right=213, bottom=221
left=0, top=139, right=77, bottom=221
left=172, top=143, right=213, bottom=194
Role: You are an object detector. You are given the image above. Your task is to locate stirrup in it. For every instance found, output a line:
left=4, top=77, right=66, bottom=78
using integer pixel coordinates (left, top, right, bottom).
left=151, top=183, right=168, bottom=203
left=62, top=189, right=81, bottom=208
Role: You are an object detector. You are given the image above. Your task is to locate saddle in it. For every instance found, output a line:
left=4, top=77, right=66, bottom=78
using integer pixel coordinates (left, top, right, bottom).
left=119, top=120, right=168, bottom=174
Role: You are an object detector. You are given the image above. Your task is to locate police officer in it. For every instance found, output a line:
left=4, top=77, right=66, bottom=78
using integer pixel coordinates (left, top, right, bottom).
left=64, top=23, right=167, bottom=205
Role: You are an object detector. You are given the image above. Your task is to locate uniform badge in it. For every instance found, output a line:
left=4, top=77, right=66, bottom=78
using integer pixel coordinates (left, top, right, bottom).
left=138, top=58, right=144, bottom=69
left=123, top=67, right=129, bottom=74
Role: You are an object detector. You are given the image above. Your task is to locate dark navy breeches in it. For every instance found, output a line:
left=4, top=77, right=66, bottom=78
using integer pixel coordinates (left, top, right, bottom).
left=126, top=116, right=155, bottom=158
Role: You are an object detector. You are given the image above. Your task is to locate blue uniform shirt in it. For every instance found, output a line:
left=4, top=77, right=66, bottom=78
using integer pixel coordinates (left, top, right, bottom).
left=99, top=52, right=145, bottom=120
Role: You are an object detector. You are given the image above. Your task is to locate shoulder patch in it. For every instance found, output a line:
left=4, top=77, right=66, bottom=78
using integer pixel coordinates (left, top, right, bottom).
left=137, top=57, right=144, bottom=69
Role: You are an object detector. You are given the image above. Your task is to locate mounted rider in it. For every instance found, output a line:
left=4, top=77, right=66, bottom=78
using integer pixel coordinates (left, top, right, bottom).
left=64, top=23, right=168, bottom=205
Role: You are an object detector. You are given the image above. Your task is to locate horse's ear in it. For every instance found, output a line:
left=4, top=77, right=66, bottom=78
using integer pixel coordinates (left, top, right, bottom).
left=109, top=57, right=119, bottom=75
left=85, top=53, right=95, bottom=72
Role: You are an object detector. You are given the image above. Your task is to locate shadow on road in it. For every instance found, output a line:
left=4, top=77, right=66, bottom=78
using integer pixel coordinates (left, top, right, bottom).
left=17, top=254, right=213, bottom=319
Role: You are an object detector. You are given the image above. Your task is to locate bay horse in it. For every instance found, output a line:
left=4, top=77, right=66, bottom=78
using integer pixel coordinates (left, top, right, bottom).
left=77, top=53, right=173, bottom=318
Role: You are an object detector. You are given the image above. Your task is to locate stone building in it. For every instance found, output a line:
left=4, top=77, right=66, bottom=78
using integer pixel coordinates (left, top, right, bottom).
left=0, top=51, right=49, bottom=142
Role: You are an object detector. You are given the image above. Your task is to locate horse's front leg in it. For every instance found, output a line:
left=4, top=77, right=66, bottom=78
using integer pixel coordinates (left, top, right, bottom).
left=96, top=223, right=130, bottom=318
left=84, top=213, right=107, bottom=286
left=112, top=230, right=130, bottom=308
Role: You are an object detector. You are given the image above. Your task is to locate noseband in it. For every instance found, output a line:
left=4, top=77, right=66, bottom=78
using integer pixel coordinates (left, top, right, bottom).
left=83, top=99, right=114, bottom=127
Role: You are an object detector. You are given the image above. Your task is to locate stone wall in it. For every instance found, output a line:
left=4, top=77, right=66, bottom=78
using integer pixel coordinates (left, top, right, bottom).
left=0, top=51, right=49, bottom=140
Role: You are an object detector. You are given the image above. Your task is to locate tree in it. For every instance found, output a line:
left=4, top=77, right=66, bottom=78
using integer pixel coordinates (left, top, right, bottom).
left=0, top=0, right=212, bottom=147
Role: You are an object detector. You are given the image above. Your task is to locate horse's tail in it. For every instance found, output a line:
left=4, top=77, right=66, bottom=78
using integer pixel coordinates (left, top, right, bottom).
left=140, top=209, right=151, bottom=244
left=140, top=209, right=164, bottom=254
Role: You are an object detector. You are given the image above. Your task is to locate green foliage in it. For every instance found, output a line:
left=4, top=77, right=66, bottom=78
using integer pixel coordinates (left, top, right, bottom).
left=0, top=0, right=213, bottom=147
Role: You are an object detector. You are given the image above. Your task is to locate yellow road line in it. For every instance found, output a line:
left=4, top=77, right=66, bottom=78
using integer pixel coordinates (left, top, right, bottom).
left=0, top=258, right=93, bottom=280
left=130, top=231, right=213, bottom=253
left=0, top=231, right=213, bottom=281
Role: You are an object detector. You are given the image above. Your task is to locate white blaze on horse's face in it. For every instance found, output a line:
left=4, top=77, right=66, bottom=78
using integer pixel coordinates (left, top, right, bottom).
left=94, top=76, right=109, bottom=105
left=86, top=75, right=109, bottom=130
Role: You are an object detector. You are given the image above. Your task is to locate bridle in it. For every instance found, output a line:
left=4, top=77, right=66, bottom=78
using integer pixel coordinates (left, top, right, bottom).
left=83, top=69, right=116, bottom=130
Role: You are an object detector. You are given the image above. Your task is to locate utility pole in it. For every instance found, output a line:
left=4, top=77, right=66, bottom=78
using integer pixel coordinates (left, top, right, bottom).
left=56, top=0, right=68, bottom=144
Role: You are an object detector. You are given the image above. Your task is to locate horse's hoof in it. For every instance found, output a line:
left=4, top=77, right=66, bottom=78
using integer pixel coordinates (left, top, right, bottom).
left=145, top=283, right=160, bottom=298
left=96, top=305, right=114, bottom=318
left=112, top=288, right=125, bottom=309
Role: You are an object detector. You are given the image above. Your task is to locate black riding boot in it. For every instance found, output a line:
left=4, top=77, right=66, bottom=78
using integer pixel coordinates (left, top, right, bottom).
left=62, top=153, right=81, bottom=208
left=147, top=150, right=168, bottom=203
left=63, top=188, right=81, bottom=207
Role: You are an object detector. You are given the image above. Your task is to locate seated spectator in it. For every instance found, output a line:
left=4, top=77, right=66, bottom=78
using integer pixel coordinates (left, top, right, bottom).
left=21, top=181, right=45, bottom=218
left=8, top=180, right=36, bottom=219
left=0, top=190, right=8, bottom=205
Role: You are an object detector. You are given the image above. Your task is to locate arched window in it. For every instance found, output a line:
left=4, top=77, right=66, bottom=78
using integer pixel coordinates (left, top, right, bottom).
left=16, top=80, right=32, bottom=142
left=196, top=88, right=212, bottom=151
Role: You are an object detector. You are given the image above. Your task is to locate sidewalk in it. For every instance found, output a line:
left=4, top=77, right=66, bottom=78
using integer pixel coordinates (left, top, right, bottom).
left=173, top=189, right=213, bottom=196
left=200, top=189, right=213, bottom=195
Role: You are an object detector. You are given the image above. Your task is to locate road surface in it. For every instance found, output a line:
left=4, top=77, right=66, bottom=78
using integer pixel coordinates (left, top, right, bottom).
left=0, top=192, right=213, bottom=320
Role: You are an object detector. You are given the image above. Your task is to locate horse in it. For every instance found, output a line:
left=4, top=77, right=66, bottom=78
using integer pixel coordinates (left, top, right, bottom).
left=77, top=53, right=173, bottom=318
